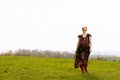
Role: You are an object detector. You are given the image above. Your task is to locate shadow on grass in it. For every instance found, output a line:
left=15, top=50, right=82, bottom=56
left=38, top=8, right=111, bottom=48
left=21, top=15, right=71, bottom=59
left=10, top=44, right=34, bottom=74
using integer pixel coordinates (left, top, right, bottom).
left=82, top=73, right=101, bottom=80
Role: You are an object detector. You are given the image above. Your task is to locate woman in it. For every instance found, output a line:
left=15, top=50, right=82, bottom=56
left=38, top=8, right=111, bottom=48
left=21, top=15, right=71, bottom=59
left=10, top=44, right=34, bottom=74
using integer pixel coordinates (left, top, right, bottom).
left=74, top=26, right=92, bottom=74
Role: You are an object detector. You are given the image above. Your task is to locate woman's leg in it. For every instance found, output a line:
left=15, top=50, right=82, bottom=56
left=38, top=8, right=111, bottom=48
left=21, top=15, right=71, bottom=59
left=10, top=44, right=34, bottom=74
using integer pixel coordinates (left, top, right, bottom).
left=80, top=65, right=84, bottom=74
left=84, top=64, right=88, bottom=73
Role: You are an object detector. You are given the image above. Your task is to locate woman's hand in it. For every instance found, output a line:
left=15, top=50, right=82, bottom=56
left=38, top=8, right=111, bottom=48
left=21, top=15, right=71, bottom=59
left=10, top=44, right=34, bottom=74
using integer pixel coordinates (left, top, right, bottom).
left=89, top=48, right=92, bottom=53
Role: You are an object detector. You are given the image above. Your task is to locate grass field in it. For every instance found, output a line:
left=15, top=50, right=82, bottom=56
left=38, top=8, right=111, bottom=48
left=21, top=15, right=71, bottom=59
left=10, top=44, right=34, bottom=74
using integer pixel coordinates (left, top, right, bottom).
left=0, top=56, right=120, bottom=80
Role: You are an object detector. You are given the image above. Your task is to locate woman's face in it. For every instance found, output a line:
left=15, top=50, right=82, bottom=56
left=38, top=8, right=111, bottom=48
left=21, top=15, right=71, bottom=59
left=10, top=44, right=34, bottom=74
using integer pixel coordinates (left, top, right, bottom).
left=82, top=27, right=87, bottom=31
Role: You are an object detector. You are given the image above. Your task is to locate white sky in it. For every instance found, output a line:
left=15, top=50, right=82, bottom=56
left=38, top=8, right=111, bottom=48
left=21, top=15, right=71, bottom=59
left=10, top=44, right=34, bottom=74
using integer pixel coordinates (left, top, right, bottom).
left=0, top=0, right=120, bottom=54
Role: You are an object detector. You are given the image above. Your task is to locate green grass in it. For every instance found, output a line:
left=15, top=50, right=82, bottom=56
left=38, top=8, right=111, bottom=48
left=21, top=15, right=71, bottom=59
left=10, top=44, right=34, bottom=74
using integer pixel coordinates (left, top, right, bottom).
left=0, top=56, right=120, bottom=80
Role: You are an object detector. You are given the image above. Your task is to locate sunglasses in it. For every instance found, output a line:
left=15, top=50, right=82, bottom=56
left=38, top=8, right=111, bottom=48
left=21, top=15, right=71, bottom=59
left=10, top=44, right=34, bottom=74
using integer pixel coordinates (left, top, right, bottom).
left=83, top=29, right=87, bottom=31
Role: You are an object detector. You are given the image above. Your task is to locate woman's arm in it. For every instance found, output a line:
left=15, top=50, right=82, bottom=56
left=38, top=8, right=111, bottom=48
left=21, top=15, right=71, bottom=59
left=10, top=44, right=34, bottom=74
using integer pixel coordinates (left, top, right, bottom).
left=76, top=38, right=80, bottom=52
left=89, top=36, right=92, bottom=52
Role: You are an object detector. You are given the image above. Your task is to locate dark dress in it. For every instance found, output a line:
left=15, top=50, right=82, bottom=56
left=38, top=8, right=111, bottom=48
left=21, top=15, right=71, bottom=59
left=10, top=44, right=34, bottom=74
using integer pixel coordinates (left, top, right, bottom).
left=74, top=34, right=92, bottom=68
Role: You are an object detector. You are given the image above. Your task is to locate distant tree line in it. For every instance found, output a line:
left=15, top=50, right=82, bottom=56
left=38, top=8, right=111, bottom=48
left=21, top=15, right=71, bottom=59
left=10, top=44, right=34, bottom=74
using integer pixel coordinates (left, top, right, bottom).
left=0, top=49, right=120, bottom=62
left=0, top=49, right=75, bottom=58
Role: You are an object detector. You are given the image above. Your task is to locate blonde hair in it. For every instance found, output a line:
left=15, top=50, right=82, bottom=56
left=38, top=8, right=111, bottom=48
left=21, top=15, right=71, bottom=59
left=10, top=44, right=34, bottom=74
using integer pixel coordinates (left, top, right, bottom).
left=82, top=26, right=87, bottom=31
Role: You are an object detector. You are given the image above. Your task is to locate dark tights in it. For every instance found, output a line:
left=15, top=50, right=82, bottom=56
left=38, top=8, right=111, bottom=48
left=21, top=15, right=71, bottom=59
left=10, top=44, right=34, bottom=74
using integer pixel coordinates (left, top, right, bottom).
left=80, top=64, right=88, bottom=74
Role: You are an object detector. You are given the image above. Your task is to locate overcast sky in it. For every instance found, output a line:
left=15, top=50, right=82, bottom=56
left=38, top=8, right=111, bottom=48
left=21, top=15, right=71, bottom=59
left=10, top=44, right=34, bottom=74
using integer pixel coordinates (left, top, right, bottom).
left=0, top=0, right=120, bottom=56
